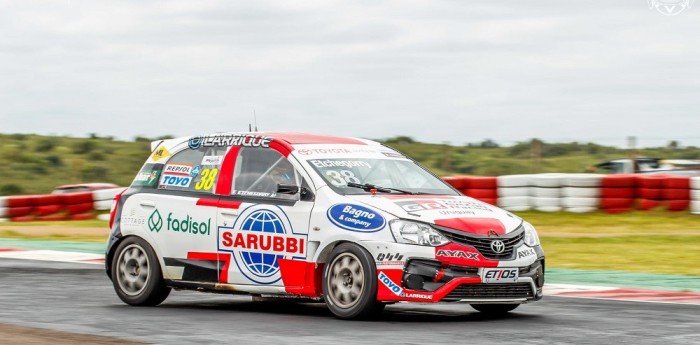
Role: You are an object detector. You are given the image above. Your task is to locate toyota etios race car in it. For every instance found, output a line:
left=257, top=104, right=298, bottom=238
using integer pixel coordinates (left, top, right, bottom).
left=106, top=132, right=544, bottom=319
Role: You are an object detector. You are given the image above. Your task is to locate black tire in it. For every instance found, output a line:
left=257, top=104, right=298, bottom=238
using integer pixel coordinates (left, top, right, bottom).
left=322, top=243, right=383, bottom=319
left=111, top=236, right=170, bottom=306
left=470, top=304, right=519, bottom=315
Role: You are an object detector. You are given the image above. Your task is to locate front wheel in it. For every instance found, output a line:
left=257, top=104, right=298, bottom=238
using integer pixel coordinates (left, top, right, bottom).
left=470, top=304, right=519, bottom=315
left=322, top=243, right=384, bottom=319
left=111, top=236, right=171, bottom=306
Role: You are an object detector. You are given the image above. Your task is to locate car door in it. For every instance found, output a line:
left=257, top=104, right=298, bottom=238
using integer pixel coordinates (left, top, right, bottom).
left=216, top=146, right=314, bottom=287
left=136, top=142, right=229, bottom=283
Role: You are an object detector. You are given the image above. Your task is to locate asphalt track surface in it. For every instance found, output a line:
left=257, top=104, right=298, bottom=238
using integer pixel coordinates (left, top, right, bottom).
left=1, top=259, right=699, bottom=345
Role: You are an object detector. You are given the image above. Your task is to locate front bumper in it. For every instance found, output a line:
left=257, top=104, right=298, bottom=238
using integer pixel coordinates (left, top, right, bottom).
left=374, top=247, right=545, bottom=303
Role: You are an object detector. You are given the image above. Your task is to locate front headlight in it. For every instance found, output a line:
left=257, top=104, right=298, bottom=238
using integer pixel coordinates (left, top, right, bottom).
left=389, top=219, right=450, bottom=246
left=523, top=221, right=541, bottom=247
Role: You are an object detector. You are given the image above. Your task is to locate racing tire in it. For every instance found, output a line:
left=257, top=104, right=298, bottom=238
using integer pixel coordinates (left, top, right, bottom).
left=470, top=303, right=519, bottom=315
left=323, top=243, right=383, bottom=320
left=111, top=236, right=170, bottom=306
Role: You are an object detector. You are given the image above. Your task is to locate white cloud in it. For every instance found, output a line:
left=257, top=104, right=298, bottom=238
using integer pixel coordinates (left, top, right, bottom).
left=0, top=0, right=699, bottom=147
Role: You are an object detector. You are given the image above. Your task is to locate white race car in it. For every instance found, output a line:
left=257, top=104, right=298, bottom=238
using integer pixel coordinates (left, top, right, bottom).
left=106, top=132, right=544, bottom=319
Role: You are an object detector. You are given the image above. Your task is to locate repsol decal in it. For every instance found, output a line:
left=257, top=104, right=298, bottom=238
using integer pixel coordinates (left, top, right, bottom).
left=326, top=204, right=385, bottom=232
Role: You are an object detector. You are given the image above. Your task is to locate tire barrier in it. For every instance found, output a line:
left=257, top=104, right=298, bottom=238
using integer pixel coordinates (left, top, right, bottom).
left=0, top=187, right=123, bottom=222
left=531, top=174, right=564, bottom=212
left=443, top=176, right=498, bottom=205
left=496, top=175, right=533, bottom=211
left=693, top=177, right=700, bottom=215
left=663, top=176, right=691, bottom=212
left=600, top=175, right=636, bottom=214
left=560, top=174, right=602, bottom=213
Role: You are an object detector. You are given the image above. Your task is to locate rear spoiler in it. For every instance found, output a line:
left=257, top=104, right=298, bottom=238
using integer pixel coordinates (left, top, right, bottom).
left=151, top=140, right=165, bottom=152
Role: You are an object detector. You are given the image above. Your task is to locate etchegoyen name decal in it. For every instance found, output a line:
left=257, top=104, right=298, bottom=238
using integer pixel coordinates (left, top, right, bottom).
left=326, top=204, right=385, bottom=232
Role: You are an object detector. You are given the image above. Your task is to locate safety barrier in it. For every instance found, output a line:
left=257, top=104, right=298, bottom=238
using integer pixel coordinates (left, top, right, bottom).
left=1, top=174, right=699, bottom=221
left=444, top=174, right=700, bottom=214
left=0, top=187, right=124, bottom=222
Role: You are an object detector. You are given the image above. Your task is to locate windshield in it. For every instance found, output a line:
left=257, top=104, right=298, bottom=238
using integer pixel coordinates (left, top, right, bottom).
left=307, top=158, right=459, bottom=195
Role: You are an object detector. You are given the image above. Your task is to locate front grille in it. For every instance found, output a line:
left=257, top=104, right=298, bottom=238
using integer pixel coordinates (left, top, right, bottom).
left=443, top=283, right=533, bottom=301
left=435, top=226, right=524, bottom=260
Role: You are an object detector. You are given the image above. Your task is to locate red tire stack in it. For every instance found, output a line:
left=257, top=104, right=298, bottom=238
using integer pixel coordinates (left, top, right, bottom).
left=461, top=176, right=498, bottom=205
left=600, top=174, right=636, bottom=213
left=663, top=176, right=691, bottom=212
left=59, top=192, right=96, bottom=220
left=636, top=175, right=667, bottom=211
left=6, top=195, right=36, bottom=221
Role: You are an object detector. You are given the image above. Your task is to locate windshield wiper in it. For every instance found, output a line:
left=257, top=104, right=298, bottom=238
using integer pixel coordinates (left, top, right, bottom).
left=346, top=182, right=416, bottom=195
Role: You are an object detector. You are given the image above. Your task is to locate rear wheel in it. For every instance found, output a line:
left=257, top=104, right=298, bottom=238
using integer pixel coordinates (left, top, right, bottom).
left=111, top=237, right=170, bottom=306
left=470, top=304, right=519, bottom=315
left=323, top=243, right=384, bottom=319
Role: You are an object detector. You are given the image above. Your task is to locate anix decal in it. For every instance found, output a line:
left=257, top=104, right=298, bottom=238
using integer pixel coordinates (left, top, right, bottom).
left=217, top=206, right=307, bottom=285
left=188, top=134, right=272, bottom=149
left=147, top=209, right=211, bottom=236
left=326, top=204, right=386, bottom=232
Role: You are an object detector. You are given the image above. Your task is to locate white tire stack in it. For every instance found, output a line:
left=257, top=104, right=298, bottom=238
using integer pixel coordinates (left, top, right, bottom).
left=561, top=174, right=603, bottom=213
left=691, top=177, right=700, bottom=215
left=531, top=174, right=564, bottom=212
left=497, top=175, right=533, bottom=212
left=0, top=196, right=6, bottom=220
left=92, top=187, right=125, bottom=211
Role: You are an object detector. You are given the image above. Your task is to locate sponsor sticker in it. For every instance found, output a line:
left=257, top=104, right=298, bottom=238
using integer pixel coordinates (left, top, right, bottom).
left=147, top=209, right=211, bottom=236
left=396, top=199, right=492, bottom=213
left=378, top=272, right=403, bottom=296
left=517, top=247, right=536, bottom=259
left=159, top=174, right=192, bottom=188
left=375, top=253, right=405, bottom=266
left=436, top=249, right=479, bottom=260
left=150, top=146, right=171, bottom=161
left=217, top=206, right=308, bottom=285
left=201, top=155, right=224, bottom=166
left=189, top=134, right=272, bottom=149
left=309, top=159, right=372, bottom=169
left=326, top=204, right=386, bottom=232
left=191, top=165, right=201, bottom=177
left=164, top=163, right=193, bottom=176
left=481, top=268, right=518, bottom=284
left=133, top=170, right=160, bottom=187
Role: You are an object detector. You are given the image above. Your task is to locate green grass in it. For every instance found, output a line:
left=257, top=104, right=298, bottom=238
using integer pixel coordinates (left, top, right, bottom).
left=516, top=210, right=700, bottom=236
left=0, top=230, right=107, bottom=243
left=542, top=236, right=700, bottom=276
left=0, top=220, right=108, bottom=228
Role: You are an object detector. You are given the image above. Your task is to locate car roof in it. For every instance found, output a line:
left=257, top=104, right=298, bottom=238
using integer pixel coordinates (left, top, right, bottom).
left=151, top=132, right=381, bottom=151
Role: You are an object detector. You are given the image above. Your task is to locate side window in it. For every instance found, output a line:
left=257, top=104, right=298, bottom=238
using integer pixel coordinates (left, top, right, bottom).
left=157, top=146, right=228, bottom=193
left=232, top=147, right=300, bottom=199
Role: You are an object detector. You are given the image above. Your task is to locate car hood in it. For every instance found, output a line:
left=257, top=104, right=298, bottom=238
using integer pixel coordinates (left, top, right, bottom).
left=345, top=194, right=522, bottom=235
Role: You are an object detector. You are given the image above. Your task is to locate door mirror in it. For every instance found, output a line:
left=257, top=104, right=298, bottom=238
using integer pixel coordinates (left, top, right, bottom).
left=277, top=184, right=299, bottom=194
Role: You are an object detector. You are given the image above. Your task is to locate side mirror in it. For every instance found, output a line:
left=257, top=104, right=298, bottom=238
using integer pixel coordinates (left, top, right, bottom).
left=277, top=184, right=299, bottom=194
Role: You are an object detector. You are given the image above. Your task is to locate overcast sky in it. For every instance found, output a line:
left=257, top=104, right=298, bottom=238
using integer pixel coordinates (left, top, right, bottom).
left=1, top=0, right=698, bottom=148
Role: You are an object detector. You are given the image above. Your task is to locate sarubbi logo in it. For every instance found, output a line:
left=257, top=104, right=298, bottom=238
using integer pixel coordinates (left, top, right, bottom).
left=648, top=0, right=693, bottom=15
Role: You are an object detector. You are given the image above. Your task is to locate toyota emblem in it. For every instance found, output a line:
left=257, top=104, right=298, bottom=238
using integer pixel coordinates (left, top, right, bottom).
left=490, top=240, right=505, bottom=254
